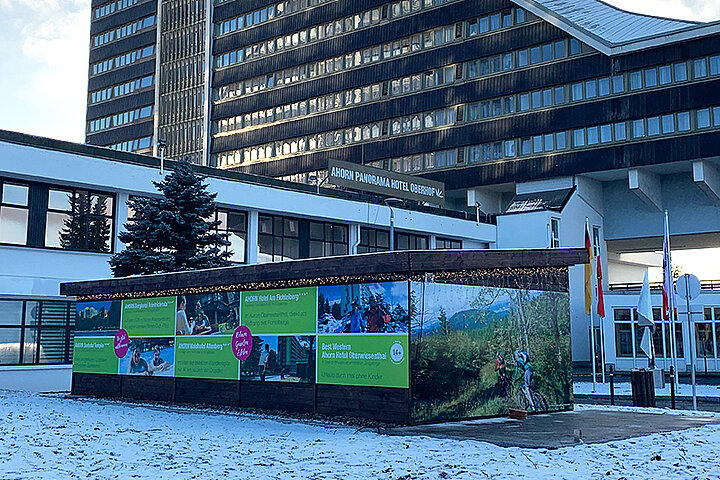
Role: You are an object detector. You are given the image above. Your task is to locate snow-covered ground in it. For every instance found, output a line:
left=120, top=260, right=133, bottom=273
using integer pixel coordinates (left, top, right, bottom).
left=575, top=381, right=720, bottom=397
left=2, top=391, right=720, bottom=479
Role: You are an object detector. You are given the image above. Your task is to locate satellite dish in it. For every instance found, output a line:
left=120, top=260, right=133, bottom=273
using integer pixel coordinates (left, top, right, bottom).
left=676, top=274, right=701, bottom=300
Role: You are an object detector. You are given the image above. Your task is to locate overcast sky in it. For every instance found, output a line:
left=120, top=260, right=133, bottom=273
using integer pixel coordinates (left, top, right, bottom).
left=0, top=0, right=718, bottom=143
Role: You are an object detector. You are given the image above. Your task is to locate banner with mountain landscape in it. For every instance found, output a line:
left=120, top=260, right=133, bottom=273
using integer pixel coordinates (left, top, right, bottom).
left=409, top=281, right=572, bottom=423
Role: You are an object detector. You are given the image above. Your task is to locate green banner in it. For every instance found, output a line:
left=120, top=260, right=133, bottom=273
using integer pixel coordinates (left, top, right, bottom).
left=72, top=337, right=118, bottom=374
left=317, top=335, right=409, bottom=388
left=121, top=296, right=176, bottom=336
left=241, top=287, right=316, bottom=334
left=175, top=336, right=238, bottom=380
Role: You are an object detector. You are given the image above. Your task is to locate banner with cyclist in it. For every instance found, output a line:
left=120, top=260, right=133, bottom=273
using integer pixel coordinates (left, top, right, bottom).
left=409, top=281, right=572, bottom=423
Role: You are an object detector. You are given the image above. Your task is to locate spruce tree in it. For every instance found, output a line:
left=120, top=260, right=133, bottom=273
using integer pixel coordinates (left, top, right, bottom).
left=109, top=160, right=231, bottom=277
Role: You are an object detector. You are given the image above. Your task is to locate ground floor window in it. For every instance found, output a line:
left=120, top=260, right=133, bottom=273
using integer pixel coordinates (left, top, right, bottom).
left=0, top=299, right=74, bottom=365
left=613, top=307, right=683, bottom=359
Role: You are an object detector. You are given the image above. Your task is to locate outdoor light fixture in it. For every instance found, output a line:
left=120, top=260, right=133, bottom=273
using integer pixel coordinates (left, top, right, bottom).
left=383, top=197, right=404, bottom=251
left=157, top=139, right=167, bottom=175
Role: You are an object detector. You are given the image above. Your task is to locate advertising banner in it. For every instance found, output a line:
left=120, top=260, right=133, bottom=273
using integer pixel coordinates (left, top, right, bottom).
left=409, top=282, right=572, bottom=423
left=317, top=335, right=408, bottom=388
left=72, top=337, right=118, bottom=374
left=241, top=287, right=317, bottom=334
left=118, top=337, right=175, bottom=376
left=175, top=336, right=238, bottom=380
left=75, top=300, right=121, bottom=332
left=121, top=296, right=176, bottom=336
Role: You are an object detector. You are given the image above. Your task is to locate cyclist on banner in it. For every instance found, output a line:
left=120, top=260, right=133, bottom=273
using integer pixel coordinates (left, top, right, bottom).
left=495, top=353, right=507, bottom=390
left=514, top=349, right=536, bottom=411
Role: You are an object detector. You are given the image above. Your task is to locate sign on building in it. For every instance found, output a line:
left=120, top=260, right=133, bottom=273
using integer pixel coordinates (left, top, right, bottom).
left=327, top=159, right=445, bottom=206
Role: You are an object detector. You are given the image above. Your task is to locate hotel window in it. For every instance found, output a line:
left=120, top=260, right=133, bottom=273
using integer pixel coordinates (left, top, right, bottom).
left=697, top=109, right=711, bottom=128
left=550, top=217, right=560, bottom=248
left=677, top=112, right=691, bottom=131
left=629, top=71, right=642, bottom=90
left=573, top=129, right=585, bottom=147
left=662, top=114, right=675, bottom=133
left=674, top=62, right=688, bottom=81
left=395, top=232, right=428, bottom=250
left=614, top=122, right=627, bottom=140
left=614, top=309, right=633, bottom=357
left=45, top=188, right=114, bottom=252
left=0, top=181, right=29, bottom=245
left=694, top=59, right=708, bottom=78
left=309, top=221, right=348, bottom=257
left=213, top=208, right=247, bottom=263
left=258, top=214, right=299, bottom=263
left=0, top=300, right=74, bottom=365
left=358, top=227, right=390, bottom=253
left=647, top=116, right=660, bottom=136
left=632, top=119, right=645, bottom=138
left=711, top=56, right=720, bottom=75
left=612, top=75, right=625, bottom=93
left=436, top=237, right=462, bottom=249
left=644, top=68, right=657, bottom=87
left=659, top=65, right=672, bottom=85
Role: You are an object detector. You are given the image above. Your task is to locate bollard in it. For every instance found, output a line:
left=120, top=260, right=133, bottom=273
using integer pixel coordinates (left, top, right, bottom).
left=609, top=365, right=615, bottom=406
left=670, top=366, right=676, bottom=410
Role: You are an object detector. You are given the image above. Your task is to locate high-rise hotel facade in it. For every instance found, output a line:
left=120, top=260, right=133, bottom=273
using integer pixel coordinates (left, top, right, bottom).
left=85, top=0, right=720, bottom=201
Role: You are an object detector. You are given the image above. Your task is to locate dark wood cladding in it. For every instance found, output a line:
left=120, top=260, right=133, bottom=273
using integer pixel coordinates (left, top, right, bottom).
left=241, top=382, right=315, bottom=413
left=88, top=59, right=156, bottom=91
left=423, top=130, right=720, bottom=191
left=73, top=373, right=122, bottom=398
left=316, top=385, right=409, bottom=423
left=121, top=375, right=175, bottom=402
left=86, top=119, right=154, bottom=146
left=60, top=248, right=587, bottom=297
left=87, top=89, right=155, bottom=119
left=89, top=30, right=157, bottom=64
left=175, top=378, right=240, bottom=407
left=90, top=1, right=157, bottom=36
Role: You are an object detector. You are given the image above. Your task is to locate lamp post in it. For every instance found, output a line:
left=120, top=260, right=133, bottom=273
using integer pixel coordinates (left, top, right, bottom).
left=383, top=198, right=403, bottom=251
left=157, top=139, right=167, bottom=175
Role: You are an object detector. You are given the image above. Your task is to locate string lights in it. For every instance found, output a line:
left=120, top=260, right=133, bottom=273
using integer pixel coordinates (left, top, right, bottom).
left=73, top=266, right=569, bottom=302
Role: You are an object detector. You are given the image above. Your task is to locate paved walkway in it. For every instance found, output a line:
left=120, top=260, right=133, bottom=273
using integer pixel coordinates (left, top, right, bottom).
left=384, top=409, right=720, bottom=449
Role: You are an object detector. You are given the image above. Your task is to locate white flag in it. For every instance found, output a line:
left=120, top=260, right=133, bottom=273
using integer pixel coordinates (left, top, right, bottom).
left=637, top=269, right=654, bottom=328
left=639, top=327, right=653, bottom=359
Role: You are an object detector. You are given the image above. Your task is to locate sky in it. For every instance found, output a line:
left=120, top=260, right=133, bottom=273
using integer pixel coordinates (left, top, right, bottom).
left=0, top=0, right=718, bottom=142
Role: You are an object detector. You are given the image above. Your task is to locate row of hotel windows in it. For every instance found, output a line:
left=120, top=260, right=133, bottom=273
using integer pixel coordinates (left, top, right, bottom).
left=0, top=300, right=75, bottom=366
left=215, top=0, right=485, bottom=68
left=92, top=15, right=155, bottom=47
left=107, top=135, right=153, bottom=153
left=612, top=307, right=720, bottom=360
left=216, top=0, right=456, bottom=36
left=0, top=180, right=115, bottom=252
left=213, top=7, right=539, bottom=98
left=91, top=45, right=155, bottom=76
left=93, top=0, right=141, bottom=20
left=88, top=105, right=153, bottom=133
left=213, top=49, right=720, bottom=166
left=215, top=100, right=719, bottom=169
left=213, top=46, right=719, bottom=141
left=214, top=0, right=331, bottom=19
left=89, top=75, right=154, bottom=105
left=214, top=37, right=587, bottom=135
left=0, top=178, right=464, bottom=263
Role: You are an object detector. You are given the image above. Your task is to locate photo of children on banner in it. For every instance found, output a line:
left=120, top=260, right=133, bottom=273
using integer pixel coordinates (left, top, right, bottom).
left=175, top=293, right=239, bottom=336
left=119, top=338, right=175, bottom=376
left=241, top=335, right=315, bottom=383
left=75, top=300, right=121, bottom=333
left=317, top=282, right=409, bottom=334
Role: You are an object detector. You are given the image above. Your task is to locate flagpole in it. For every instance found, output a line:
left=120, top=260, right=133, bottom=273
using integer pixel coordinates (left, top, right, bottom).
left=665, top=210, right=679, bottom=388
left=586, top=217, right=597, bottom=392
left=598, top=252, right=606, bottom=384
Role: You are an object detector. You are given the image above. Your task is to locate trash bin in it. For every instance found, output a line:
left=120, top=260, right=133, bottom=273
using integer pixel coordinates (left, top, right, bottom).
left=630, top=369, right=656, bottom=407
